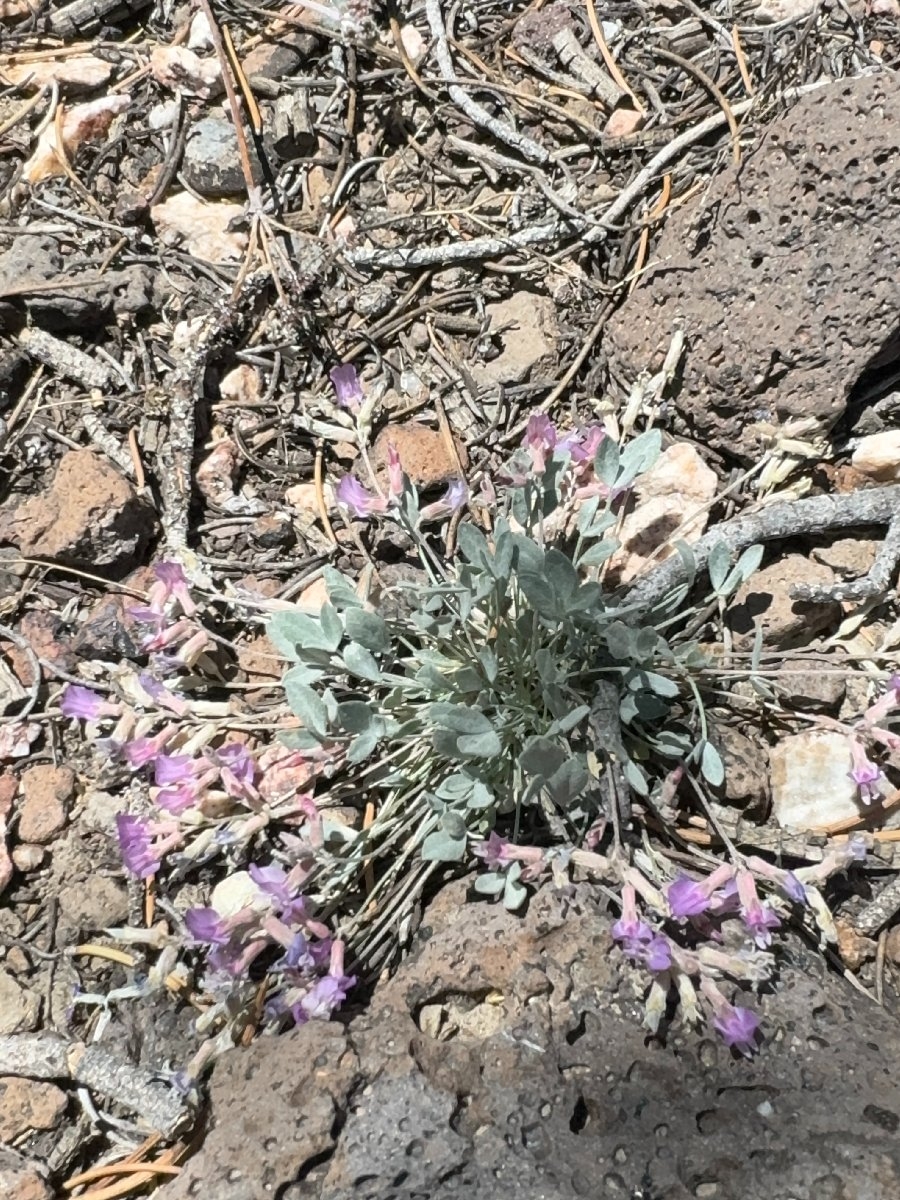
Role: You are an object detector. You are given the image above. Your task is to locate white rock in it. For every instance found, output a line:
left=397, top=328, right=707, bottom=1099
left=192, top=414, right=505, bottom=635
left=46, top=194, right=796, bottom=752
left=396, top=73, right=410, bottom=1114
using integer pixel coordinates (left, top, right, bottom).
left=608, top=442, right=718, bottom=584
left=851, top=430, right=900, bottom=482
left=210, top=870, right=266, bottom=916
left=770, top=730, right=861, bottom=831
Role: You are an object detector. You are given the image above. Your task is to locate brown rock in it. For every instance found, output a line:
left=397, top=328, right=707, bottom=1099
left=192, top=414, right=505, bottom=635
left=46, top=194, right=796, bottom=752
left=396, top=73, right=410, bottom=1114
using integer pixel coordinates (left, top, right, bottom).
left=605, top=74, right=900, bottom=462
left=0, top=1078, right=67, bottom=1141
left=0, top=1147, right=51, bottom=1200
left=884, top=925, right=900, bottom=965
left=834, top=919, right=877, bottom=972
left=17, top=764, right=75, bottom=843
left=471, top=292, right=558, bottom=388
left=163, top=1024, right=356, bottom=1200
left=370, top=422, right=467, bottom=491
left=727, top=554, right=839, bottom=649
left=0, top=972, right=40, bottom=1034
left=0, top=449, right=155, bottom=570
left=713, top=723, right=768, bottom=810
left=775, top=650, right=846, bottom=713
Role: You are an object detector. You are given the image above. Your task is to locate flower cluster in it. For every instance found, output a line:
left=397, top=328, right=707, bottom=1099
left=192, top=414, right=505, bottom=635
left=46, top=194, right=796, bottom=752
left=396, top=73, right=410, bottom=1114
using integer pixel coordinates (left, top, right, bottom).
left=329, top=362, right=468, bottom=524
left=61, top=558, right=354, bottom=1049
left=845, top=674, right=900, bottom=804
left=184, top=864, right=354, bottom=1029
left=471, top=826, right=870, bottom=1057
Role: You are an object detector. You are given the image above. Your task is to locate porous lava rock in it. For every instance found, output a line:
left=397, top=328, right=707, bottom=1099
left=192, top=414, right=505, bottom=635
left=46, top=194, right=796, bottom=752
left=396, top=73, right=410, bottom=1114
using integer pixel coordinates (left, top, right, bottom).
left=166, top=877, right=900, bottom=1200
left=605, top=72, right=900, bottom=462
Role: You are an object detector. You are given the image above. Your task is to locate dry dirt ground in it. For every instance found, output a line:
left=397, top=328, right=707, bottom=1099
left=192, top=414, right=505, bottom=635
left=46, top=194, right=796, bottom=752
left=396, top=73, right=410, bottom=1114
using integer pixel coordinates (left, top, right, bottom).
left=3, top=1, right=900, bottom=1197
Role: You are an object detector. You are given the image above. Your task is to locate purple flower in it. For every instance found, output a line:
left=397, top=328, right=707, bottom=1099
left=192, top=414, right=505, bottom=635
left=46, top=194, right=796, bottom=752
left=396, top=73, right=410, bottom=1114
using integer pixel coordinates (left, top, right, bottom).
left=155, top=783, right=199, bottom=815
left=474, top=832, right=514, bottom=871
left=214, top=743, right=256, bottom=791
left=184, top=907, right=231, bottom=945
left=155, top=754, right=196, bottom=787
left=335, top=476, right=388, bottom=518
left=849, top=739, right=884, bottom=805
left=736, top=869, right=780, bottom=949
left=153, top=561, right=197, bottom=615
left=522, top=413, right=557, bottom=472
left=667, top=876, right=712, bottom=919
left=643, top=934, right=673, bottom=972
left=60, top=685, right=119, bottom=721
left=712, top=1003, right=760, bottom=1056
left=419, top=480, right=468, bottom=524
left=249, top=862, right=292, bottom=905
left=295, top=972, right=355, bottom=1021
left=123, top=727, right=174, bottom=769
left=559, top=424, right=605, bottom=463
left=277, top=931, right=318, bottom=972
left=781, top=871, right=807, bottom=905
left=138, top=673, right=189, bottom=716
left=116, top=814, right=158, bottom=878
left=329, top=363, right=363, bottom=413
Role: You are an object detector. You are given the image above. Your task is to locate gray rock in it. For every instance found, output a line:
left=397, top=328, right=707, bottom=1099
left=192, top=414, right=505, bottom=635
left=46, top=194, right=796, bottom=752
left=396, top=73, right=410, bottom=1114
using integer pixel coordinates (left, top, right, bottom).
left=605, top=72, right=900, bottom=462
left=183, top=117, right=262, bottom=198
left=166, top=878, right=900, bottom=1200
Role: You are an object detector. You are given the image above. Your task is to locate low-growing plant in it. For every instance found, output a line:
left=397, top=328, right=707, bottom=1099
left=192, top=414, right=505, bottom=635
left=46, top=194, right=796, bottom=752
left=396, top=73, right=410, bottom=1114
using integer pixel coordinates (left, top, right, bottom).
left=59, top=396, right=885, bottom=1067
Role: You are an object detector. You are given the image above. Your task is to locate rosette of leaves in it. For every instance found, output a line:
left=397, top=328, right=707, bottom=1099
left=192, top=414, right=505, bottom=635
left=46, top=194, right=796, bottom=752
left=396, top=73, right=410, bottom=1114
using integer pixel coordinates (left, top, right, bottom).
left=268, top=430, right=762, bottom=958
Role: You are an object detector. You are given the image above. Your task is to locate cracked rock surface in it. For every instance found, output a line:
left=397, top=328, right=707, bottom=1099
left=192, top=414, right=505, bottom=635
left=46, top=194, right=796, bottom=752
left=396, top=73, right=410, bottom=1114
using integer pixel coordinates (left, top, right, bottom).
left=166, top=878, right=900, bottom=1200
left=604, top=73, right=900, bottom=462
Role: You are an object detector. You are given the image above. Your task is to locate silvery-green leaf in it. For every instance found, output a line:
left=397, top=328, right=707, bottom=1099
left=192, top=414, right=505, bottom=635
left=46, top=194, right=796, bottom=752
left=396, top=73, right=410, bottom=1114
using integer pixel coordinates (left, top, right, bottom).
left=518, top=573, right=558, bottom=616
left=503, top=861, right=528, bottom=910
left=629, top=670, right=679, bottom=698
left=466, top=780, right=494, bottom=810
left=347, top=727, right=381, bottom=763
left=545, top=548, right=579, bottom=600
left=474, top=871, right=506, bottom=897
left=535, top=650, right=559, bottom=685
left=283, top=678, right=327, bottom=737
left=576, top=495, right=601, bottom=534
left=511, top=534, right=545, bottom=574
left=436, top=773, right=472, bottom=801
left=623, top=757, right=649, bottom=795
left=548, top=758, right=589, bottom=807
left=345, top=607, right=390, bottom=652
left=429, top=703, right=497, bottom=736
left=450, top=666, right=483, bottom=694
left=652, top=728, right=693, bottom=757
left=548, top=704, right=590, bottom=735
left=282, top=663, right=324, bottom=690
left=457, top=522, right=491, bottom=568
left=343, top=642, right=383, bottom=682
left=700, top=740, right=725, bottom=787
left=577, top=540, right=618, bottom=569
left=616, top=428, right=661, bottom=487
left=441, top=811, right=468, bottom=839
left=269, top=611, right=339, bottom=657
left=323, top=567, right=363, bottom=609
left=721, top=543, right=764, bottom=596
left=337, top=701, right=373, bottom=733
left=519, top=736, right=567, bottom=780
left=457, top=729, right=502, bottom=758
left=604, top=620, right=637, bottom=660
left=707, top=541, right=732, bottom=593
left=594, top=436, right=621, bottom=485
left=421, top=829, right=467, bottom=862
left=478, top=646, right=498, bottom=684
left=492, top=533, right=514, bottom=582
left=319, top=603, right=344, bottom=648
left=277, top=728, right=321, bottom=751
left=633, top=627, right=661, bottom=658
